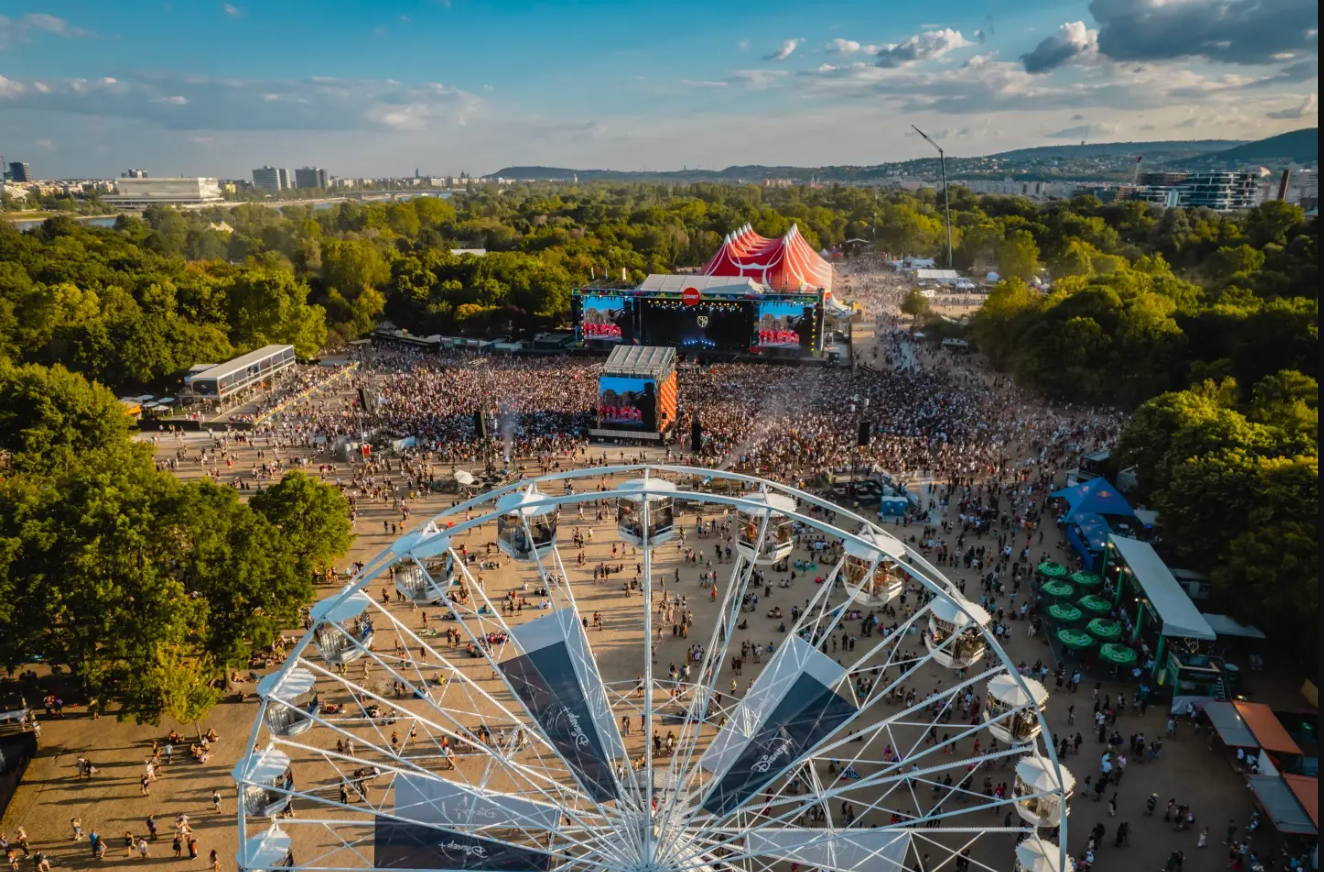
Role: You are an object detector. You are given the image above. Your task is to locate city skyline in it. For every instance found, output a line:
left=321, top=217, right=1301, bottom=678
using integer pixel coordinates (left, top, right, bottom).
left=0, top=0, right=1317, bottom=178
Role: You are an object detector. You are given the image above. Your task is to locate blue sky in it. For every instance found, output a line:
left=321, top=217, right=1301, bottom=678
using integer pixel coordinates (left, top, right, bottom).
left=0, top=0, right=1316, bottom=178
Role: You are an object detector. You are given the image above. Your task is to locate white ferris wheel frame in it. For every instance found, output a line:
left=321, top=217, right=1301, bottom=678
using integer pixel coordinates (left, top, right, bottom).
left=236, top=464, right=1074, bottom=872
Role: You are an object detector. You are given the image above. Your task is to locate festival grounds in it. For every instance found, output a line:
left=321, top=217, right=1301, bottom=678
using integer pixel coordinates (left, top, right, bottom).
left=2, top=282, right=1308, bottom=872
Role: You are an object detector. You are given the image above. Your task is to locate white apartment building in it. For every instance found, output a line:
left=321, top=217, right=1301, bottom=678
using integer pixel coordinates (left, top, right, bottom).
left=103, top=177, right=225, bottom=208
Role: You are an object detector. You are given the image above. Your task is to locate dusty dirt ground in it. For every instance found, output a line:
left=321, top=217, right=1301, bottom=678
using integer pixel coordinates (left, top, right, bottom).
left=2, top=290, right=1308, bottom=872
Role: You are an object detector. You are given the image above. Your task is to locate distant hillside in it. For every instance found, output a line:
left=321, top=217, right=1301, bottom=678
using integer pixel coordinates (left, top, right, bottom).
left=1212, top=128, right=1317, bottom=164
left=988, top=140, right=1242, bottom=161
left=485, top=132, right=1313, bottom=183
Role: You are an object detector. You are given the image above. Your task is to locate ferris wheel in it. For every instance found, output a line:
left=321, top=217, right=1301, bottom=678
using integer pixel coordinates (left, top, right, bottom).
left=235, top=466, right=1074, bottom=872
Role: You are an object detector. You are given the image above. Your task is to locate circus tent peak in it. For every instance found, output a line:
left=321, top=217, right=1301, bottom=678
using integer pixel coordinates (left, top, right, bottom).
left=699, top=223, right=835, bottom=293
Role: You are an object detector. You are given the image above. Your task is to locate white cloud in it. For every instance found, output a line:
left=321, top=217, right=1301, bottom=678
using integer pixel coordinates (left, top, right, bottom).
left=36, top=138, right=53, bottom=150
left=0, top=12, right=94, bottom=48
left=1267, top=93, right=1318, bottom=118
left=738, top=38, right=750, bottom=50
left=764, top=39, right=801, bottom=62
left=1021, top=21, right=1099, bottom=73
left=825, top=38, right=879, bottom=56
left=0, top=72, right=482, bottom=132
left=222, top=3, right=240, bottom=17
left=728, top=69, right=790, bottom=88
left=874, top=29, right=974, bottom=67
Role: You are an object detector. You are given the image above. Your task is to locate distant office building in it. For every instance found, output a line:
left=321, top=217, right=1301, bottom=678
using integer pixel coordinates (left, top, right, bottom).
left=294, top=166, right=329, bottom=189
left=1183, top=172, right=1258, bottom=211
left=1131, top=171, right=1258, bottom=213
left=7, top=161, right=32, bottom=183
left=103, top=177, right=225, bottom=208
left=252, top=166, right=294, bottom=193
left=122, top=168, right=148, bottom=178
left=1133, top=187, right=1183, bottom=209
left=1137, top=171, right=1188, bottom=188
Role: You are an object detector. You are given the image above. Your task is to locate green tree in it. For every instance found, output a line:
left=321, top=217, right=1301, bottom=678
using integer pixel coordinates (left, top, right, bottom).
left=1244, top=200, right=1305, bottom=248
left=899, top=288, right=931, bottom=323
left=120, top=644, right=222, bottom=732
left=0, top=359, right=135, bottom=476
left=250, top=471, right=354, bottom=579
left=997, top=230, right=1041, bottom=281
left=169, top=480, right=314, bottom=669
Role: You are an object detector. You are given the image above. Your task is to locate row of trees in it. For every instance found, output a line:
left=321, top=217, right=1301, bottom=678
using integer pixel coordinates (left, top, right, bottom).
left=1115, top=373, right=1318, bottom=663
left=969, top=202, right=1316, bottom=407
left=0, top=360, right=353, bottom=725
left=2, top=184, right=1315, bottom=392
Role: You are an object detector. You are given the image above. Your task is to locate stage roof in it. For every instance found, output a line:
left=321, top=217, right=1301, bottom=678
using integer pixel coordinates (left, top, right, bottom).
left=636, top=275, right=767, bottom=295
left=700, top=223, right=835, bottom=293
left=1109, top=535, right=1215, bottom=641
left=1234, top=702, right=1304, bottom=756
left=1052, top=478, right=1136, bottom=522
left=604, top=345, right=676, bottom=379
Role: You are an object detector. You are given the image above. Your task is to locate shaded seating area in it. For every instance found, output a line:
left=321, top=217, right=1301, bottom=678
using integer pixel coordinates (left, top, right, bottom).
left=1102, top=535, right=1218, bottom=699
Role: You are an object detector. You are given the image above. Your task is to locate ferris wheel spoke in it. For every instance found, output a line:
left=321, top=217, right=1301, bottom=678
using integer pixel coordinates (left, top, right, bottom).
left=656, top=508, right=771, bottom=833
left=292, top=623, right=619, bottom=831
left=281, top=659, right=610, bottom=831
left=248, top=744, right=612, bottom=861
left=434, top=554, right=631, bottom=829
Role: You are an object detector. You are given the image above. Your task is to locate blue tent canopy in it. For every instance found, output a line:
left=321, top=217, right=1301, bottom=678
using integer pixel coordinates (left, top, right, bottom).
left=1072, top=512, right=1112, bottom=551
left=1051, top=478, right=1136, bottom=523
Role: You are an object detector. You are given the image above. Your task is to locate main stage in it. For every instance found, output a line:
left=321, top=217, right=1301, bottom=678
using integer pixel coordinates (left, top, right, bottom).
left=572, top=224, right=850, bottom=362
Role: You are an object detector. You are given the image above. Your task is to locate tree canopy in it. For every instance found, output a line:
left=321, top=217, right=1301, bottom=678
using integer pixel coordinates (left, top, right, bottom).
left=0, top=363, right=351, bottom=724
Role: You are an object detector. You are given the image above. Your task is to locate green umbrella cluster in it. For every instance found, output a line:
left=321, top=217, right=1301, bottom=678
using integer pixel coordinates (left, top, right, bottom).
left=1100, top=643, right=1138, bottom=665
left=1037, top=561, right=1069, bottom=578
left=1041, top=581, right=1076, bottom=599
left=1086, top=618, right=1123, bottom=640
left=1056, top=628, right=1096, bottom=649
left=1070, top=571, right=1103, bottom=587
left=1048, top=604, right=1083, bottom=624
left=1078, top=595, right=1112, bottom=615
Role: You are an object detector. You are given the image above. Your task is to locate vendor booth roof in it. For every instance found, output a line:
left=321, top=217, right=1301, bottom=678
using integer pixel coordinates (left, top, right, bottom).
left=1234, top=702, right=1304, bottom=756
left=1249, top=775, right=1318, bottom=835
left=1201, top=613, right=1267, bottom=640
left=1108, top=535, right=1215, bottom=641
left=1284, top=775, right=1319, bottom=829
left=1052, top=478, right=1136, bottom=522
left=1204, top=701, right=1260, bottom=749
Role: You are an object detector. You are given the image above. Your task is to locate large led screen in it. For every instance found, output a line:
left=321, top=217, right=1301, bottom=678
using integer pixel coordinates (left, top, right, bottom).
left=579, top=296, right=629, bottom=343
left=756, top=299, right=818, bottom=349
left=598, top=376, right=655, bottom=430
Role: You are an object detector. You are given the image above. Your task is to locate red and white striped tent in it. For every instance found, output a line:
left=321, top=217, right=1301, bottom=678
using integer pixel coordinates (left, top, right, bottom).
left=699, top=223, right=835, bottom=293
